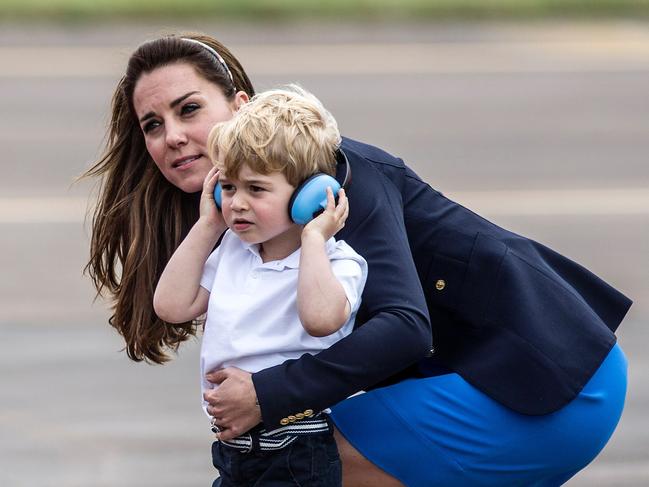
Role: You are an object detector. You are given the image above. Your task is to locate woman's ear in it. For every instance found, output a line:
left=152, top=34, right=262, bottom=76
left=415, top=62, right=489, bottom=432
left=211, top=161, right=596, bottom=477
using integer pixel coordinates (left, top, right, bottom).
left=233, top=91, right=250, bottom=111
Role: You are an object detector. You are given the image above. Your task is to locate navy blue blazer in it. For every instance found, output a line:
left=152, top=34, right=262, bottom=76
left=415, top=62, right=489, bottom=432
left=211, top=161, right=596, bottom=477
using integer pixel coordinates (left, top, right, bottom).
left=253, top=137, right=632, bottom=428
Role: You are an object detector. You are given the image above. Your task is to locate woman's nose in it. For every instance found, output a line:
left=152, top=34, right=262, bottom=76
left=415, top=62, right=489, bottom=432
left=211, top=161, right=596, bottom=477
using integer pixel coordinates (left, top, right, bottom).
left=165, top=121, right=188, bottom=148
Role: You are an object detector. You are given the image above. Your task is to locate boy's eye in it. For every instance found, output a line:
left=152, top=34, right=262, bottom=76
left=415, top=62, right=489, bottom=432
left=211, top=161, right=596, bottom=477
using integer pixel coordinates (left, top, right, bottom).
left=250, top=185, right=265, bottom=192
left=221, top=184, right=235, bottom=192
left=181, top=103, right=200, bottom=115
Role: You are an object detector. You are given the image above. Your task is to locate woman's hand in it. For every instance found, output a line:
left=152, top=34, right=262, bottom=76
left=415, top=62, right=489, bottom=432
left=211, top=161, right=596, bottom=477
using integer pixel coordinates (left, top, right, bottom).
left=302, top=187, right=348, bottom=242
left=204, top=367, right=262, bottom=441
left=200, top=166, right=226, bottom=231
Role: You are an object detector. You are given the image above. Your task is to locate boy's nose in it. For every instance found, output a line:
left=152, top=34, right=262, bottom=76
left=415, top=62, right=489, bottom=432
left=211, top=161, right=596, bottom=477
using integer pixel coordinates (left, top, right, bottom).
left=230, top=192, right=247, bottom=210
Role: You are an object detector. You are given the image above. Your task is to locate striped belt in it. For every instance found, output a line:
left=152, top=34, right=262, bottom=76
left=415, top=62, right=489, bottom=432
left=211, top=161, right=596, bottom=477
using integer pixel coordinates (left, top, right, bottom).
left=211, top=414, right=330, bottom=453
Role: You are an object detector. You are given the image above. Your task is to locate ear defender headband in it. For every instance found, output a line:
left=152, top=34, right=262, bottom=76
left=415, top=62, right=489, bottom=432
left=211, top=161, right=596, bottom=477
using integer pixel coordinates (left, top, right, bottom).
left=214, top=148, right=351, bottom=225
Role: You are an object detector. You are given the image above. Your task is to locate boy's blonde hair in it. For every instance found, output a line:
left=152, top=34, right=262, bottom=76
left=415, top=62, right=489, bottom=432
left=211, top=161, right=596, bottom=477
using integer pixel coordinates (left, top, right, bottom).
left=207, top=84, right=341, bottom=187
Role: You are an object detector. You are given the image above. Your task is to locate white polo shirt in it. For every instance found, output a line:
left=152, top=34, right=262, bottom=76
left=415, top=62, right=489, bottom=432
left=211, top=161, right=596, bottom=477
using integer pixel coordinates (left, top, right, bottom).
left=199, top=230, right=367, bottom=406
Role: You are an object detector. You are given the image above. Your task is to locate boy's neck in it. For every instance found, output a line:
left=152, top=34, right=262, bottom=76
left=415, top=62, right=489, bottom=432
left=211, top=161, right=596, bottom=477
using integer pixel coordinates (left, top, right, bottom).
left=259, top=225, right=303, bottom=263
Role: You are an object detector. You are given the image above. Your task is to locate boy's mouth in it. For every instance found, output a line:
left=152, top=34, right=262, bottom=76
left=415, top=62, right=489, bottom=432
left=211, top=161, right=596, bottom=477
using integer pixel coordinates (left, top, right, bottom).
left=232, top=218, right=253, bottom=231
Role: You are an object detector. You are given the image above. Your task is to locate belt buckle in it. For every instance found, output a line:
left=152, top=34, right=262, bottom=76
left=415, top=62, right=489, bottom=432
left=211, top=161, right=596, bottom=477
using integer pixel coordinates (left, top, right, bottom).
left=211, top=417, right=254, bottom=453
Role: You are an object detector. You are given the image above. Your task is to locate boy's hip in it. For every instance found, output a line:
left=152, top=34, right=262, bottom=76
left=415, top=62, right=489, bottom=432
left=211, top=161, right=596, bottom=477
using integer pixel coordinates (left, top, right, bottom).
left=211, top=424, right=341, bottom=487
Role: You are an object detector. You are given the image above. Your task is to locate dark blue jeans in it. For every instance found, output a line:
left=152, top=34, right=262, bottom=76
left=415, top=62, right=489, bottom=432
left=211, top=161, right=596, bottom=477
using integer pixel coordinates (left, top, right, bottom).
left=211, top=432, right=341, bottom=487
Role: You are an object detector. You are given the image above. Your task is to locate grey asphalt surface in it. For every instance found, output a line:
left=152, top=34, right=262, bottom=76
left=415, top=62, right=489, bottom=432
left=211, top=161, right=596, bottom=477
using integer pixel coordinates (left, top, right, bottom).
left=0, top=20, right=647, bottom=486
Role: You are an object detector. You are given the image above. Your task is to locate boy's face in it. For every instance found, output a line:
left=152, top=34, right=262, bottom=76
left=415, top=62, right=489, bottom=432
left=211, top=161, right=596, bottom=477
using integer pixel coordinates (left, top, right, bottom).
left=219, top=163, right=299, bottom=250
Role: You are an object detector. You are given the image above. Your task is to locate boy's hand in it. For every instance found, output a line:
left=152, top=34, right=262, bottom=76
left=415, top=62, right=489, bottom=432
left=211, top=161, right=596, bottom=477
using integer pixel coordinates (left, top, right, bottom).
left=302, top=187, right=348, bottom=242
left=200, top=166, right=226, bottom=230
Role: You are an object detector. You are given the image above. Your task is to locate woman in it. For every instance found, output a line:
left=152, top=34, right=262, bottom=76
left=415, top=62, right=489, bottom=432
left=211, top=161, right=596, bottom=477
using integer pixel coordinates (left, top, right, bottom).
left=85, top=33, right=630, bottom=486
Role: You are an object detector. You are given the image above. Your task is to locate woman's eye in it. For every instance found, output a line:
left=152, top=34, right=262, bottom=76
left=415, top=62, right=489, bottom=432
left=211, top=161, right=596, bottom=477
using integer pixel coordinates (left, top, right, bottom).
left=143, top=120, right=161, bottom=134
left=181, top=103, right=200, bottom=115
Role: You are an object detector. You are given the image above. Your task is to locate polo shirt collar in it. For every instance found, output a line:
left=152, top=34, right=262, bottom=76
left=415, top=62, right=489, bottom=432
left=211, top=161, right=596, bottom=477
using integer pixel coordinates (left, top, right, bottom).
left=241, top=241, right=301, bottom=270
left=241, top=237, right=336, bottom=270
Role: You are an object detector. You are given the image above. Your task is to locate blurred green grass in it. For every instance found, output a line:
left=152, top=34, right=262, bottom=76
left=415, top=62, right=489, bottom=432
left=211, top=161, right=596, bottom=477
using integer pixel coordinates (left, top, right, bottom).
left=2, top=0, right=649, bottom=20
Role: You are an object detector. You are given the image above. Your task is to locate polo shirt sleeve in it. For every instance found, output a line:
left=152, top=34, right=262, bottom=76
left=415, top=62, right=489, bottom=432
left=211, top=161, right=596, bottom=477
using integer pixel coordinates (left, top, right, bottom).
left=328, top=239, right=368, bottom=315
left=200, top=231, right=229, bottom=291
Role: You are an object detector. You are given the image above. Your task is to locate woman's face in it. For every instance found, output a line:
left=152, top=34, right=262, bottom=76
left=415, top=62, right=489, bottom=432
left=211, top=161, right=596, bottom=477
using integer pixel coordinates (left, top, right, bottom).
left=133, top=62, right=248, bottom=193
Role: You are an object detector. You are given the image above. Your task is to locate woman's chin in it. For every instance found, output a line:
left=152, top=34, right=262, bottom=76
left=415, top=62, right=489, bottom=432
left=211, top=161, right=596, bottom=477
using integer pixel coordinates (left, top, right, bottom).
left=177, top=164, right=212, bottom=193
left=181, top=181, right=204, bottom=194
left=167, top=174, right=206, bottom=194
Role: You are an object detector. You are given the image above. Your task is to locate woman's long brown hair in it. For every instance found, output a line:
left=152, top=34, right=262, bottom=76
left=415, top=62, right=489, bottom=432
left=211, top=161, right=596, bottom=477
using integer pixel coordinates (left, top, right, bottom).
left=82, top=34, right=255, bottom=363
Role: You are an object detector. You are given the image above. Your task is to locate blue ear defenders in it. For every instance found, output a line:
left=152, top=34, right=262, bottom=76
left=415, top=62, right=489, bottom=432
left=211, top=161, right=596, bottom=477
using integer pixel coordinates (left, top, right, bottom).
left=214, top=149, right=351, bottom=225
left=214, top=182, right=223, bottom=210
left=287, top=173, right=341, bottom=225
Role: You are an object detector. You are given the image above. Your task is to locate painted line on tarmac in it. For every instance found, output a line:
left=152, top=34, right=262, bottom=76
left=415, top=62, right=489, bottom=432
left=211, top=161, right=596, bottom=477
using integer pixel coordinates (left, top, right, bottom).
left=2, top=41, right=649, bottom=78
left=0, top=197, right=91, bottom=223
left=445, top=187, right=649, bottom=216
left=1, top=188, right=648, bottom=223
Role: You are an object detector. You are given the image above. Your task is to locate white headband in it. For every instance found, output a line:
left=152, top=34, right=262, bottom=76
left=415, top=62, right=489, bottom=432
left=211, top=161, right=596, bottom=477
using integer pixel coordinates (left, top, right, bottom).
left=182, top=38, right=236, bottom=89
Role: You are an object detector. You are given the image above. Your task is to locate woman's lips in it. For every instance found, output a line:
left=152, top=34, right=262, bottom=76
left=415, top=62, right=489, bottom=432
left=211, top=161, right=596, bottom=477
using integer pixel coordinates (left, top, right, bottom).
left=173, top=155, right=201, bottom=170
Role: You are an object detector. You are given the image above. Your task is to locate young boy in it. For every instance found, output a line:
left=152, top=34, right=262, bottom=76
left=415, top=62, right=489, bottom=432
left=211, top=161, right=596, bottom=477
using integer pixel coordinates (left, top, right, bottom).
left=153, top=86, right=367, bottom=486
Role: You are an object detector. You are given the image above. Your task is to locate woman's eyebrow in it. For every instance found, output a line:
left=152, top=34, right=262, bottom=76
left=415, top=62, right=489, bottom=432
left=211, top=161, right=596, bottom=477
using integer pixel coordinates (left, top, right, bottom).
left=170, top=91, right=200, bottom=108
left=139, top=91, right=200, bottom=123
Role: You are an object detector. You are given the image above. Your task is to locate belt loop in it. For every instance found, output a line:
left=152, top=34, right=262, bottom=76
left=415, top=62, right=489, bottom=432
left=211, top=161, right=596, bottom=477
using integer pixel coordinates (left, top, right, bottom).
left=324, top=413, right=334, bottom=434
left=249, top=431, right=260, bottom=453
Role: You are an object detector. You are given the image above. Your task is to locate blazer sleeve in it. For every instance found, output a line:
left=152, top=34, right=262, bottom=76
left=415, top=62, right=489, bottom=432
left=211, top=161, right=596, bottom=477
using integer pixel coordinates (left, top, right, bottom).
left=252, top=153, right=432, bottom=428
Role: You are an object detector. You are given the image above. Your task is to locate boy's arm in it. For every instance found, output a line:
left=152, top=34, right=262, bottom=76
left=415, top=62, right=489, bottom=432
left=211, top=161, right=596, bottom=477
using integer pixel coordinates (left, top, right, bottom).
left=154, top=218, right=221, bottom=323
left=153, top=167, right=226, bottom=323
left=297, top=187, right=350, bottom=336
left=298, top=232, right=351, bottom=337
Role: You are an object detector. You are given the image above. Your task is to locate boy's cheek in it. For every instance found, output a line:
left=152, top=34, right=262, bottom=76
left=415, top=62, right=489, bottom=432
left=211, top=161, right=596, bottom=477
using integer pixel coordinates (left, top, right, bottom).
left=221, top=206, right=231, bottom=223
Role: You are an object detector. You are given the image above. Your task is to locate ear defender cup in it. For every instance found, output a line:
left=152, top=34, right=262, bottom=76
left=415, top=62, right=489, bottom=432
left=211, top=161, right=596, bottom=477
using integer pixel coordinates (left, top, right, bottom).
left=288, top=173, right=341, bottom=225
left=214, top=182, right=222, bottom=210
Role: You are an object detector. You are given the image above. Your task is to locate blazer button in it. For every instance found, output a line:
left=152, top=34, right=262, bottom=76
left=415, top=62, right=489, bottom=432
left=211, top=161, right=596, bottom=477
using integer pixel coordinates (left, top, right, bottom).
left=288, top=415, right=297, bottom=423
left=295, top=413, right=305, bottom=420
left=304, top=409, right=314, bottom=417
left=435, top=279, right=446, bottom=291
left=280, top=418, right=290, bottom=426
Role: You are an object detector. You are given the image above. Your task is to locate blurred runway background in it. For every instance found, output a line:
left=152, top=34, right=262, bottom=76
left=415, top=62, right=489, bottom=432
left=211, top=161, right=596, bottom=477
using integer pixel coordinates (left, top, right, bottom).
left=0, top=15, right=647, bottom=487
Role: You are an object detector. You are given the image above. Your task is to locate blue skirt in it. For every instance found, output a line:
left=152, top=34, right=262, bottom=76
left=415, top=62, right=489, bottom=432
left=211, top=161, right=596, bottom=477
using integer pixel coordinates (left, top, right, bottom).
left=330, top=344, right=627, bottom=487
